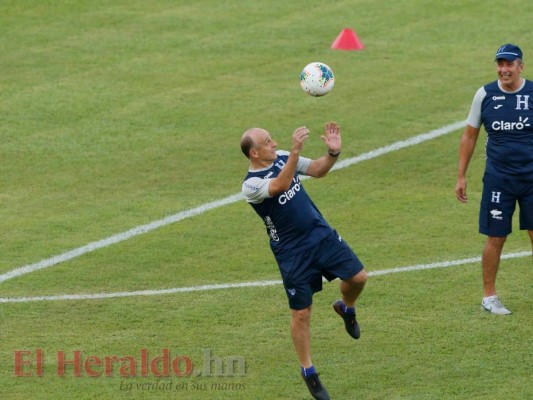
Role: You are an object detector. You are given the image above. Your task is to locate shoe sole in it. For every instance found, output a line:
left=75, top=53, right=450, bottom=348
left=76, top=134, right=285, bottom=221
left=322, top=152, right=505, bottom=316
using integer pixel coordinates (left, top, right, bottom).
left=481, top=305, right=512, bottom=315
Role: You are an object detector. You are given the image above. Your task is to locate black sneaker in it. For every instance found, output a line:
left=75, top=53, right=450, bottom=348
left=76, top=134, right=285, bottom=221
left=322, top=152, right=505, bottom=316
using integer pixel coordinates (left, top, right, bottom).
left=333, top=300, right=360, bottom=339
left=302, top=372, right=330, bottom=400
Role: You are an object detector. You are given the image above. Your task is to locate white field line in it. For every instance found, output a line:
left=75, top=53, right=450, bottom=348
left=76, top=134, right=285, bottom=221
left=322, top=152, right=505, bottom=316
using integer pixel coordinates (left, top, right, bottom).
left=0, top=121, right=466, bottom=284
left=0, top=250, right=529, bottom=303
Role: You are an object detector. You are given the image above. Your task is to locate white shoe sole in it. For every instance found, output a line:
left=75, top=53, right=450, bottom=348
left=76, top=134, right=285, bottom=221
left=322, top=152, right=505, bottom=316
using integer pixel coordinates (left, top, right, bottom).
left=481, top=305, right=512, bottom=315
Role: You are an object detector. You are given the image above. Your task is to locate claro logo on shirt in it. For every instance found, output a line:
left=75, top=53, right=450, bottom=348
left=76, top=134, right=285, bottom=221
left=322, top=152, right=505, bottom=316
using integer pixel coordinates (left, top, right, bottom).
left=491, top=116, right=530, bottom=131
left=278, top=177, right=301, bottom=205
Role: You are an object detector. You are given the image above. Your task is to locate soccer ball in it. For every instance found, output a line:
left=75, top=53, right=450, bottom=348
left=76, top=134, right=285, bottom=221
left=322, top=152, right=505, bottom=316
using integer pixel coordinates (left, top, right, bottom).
left=299, top=62, right=335, bottom=97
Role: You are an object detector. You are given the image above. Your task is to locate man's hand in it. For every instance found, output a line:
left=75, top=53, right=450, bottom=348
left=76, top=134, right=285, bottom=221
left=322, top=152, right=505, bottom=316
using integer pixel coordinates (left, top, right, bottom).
left=455, top=177, right=468, bottom=203
left=321, top=121, right=341, bottom=153
left=291, top=126, right=310, bottom=154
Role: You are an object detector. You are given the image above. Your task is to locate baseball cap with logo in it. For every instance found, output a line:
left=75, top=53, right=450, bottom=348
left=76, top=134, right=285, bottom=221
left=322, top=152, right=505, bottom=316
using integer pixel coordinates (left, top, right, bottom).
left=494, top=44, right=523, bottom=61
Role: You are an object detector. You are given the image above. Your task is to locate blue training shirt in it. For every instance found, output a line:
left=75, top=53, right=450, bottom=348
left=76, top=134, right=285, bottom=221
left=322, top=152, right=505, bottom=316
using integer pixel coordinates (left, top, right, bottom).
left=242, top=151, right=334, bottom=259
left=467, top=79, right=533, bottom=180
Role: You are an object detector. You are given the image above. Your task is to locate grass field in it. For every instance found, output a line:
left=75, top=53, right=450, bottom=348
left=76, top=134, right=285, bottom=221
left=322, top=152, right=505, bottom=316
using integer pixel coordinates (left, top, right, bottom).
left=1, top=1, right=532, bottom=399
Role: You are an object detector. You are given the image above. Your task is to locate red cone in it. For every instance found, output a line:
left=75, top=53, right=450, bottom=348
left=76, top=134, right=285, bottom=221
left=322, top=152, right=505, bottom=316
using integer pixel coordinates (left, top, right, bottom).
left=331, top=28, right=364, bottom=51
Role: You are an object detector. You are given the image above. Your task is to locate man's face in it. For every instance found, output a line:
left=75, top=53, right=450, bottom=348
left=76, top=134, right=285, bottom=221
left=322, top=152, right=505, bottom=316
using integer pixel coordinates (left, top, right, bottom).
left=252, top=130, right=278, bottom=163
left=496, top=59, right=523, bottom=89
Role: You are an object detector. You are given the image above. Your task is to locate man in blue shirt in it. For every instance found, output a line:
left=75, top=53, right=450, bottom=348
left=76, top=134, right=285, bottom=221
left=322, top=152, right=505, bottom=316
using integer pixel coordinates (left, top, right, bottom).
left=455, top=44, right=533, bottom=315
left=241, top=122, right=368, bottom=399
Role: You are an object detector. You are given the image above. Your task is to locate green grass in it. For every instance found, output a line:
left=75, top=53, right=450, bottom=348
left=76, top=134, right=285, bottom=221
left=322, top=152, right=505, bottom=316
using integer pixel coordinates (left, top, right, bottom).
left=1, top=0, right=532, bottom=399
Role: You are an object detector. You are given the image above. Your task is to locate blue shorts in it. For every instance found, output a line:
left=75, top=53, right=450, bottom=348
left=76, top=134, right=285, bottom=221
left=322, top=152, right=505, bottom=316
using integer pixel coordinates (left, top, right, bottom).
left=275, top=230, right=364, bottom=310
left=479, top=173, right=533, bottom=236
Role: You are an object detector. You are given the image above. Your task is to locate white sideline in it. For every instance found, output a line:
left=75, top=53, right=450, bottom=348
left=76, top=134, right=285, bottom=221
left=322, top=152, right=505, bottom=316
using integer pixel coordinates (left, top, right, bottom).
left=0, top=120, right=466, bottom=284
left=0, top=251, right=529, bottom=303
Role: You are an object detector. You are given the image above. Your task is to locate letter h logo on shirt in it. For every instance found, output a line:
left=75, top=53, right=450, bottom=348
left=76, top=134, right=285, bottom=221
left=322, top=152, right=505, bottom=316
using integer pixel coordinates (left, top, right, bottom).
left=516, top=95, right=529, bottom=110
left=491, top=191, right=502, bottom=203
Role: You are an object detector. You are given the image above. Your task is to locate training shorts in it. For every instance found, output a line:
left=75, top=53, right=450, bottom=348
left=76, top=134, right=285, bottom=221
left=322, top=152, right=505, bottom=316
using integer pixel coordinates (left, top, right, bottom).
left=479, top=173, right=533, bottom=236
left=275, top=230, right=364, bottom=310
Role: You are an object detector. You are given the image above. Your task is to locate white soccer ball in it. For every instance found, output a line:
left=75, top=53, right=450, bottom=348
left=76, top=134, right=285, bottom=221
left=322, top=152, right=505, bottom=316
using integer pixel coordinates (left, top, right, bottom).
left=299, top=62, right=335, bottom=97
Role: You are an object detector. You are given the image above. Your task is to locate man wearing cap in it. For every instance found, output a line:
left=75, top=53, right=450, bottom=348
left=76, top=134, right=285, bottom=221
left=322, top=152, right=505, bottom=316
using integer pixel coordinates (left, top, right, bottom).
left=455, top=44, right=533, bottom=315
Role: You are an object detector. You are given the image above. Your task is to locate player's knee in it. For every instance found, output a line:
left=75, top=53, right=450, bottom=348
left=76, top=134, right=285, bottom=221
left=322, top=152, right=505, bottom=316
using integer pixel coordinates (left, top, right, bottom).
left=291, top=307, right=311, bottom=323
left=352, top=269, right=368, bottom=284
left=487, top=236, right=507, bottom=248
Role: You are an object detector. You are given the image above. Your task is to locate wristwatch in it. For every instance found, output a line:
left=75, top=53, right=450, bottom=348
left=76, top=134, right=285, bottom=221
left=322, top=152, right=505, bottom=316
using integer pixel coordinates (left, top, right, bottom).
left=328, top=150, right=341, bottom=157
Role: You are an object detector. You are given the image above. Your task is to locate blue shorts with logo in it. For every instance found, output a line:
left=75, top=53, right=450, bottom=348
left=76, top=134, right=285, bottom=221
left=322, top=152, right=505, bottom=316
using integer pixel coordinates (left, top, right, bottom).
left=480, top=173, right=533, bottom=236
left=274, top=230, right=364, bottom=310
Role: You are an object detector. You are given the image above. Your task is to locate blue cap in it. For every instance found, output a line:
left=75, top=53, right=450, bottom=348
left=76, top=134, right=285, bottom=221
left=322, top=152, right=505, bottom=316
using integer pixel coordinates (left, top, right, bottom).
left=495, top=44, right=523, bottom=61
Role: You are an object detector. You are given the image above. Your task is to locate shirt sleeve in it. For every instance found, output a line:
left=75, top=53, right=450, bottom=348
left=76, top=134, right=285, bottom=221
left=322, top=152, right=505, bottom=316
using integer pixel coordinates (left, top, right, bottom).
left=297, top=156, right=312, bottom=175
left=242, top=177, right=270, bottom=204
left=466, top=87, right=485, bottom=128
